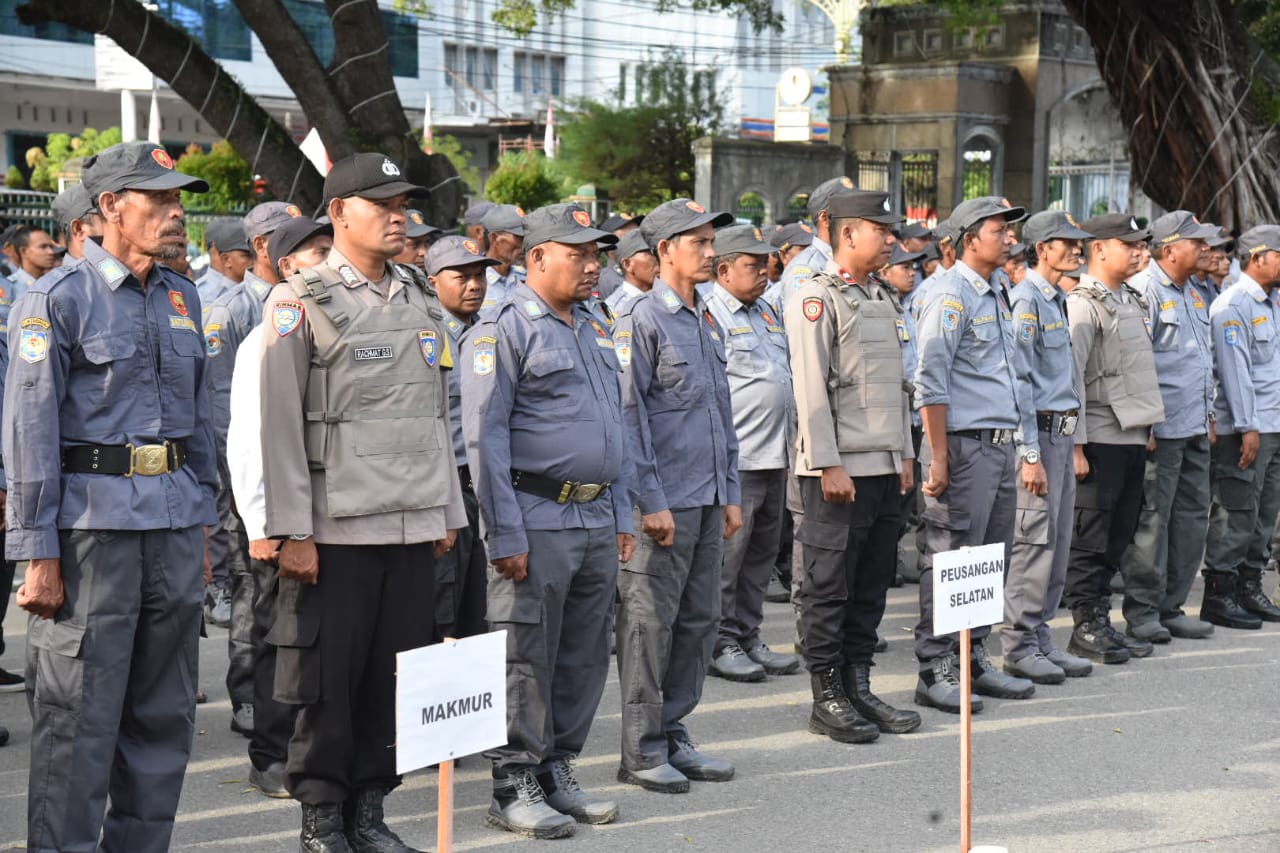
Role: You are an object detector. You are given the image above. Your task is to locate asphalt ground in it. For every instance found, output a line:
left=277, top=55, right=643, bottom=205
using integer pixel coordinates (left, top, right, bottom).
left=0, top=574, right=1278, bottom=852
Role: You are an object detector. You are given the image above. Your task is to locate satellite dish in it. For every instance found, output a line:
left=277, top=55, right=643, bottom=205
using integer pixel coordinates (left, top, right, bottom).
left=778, top=67, right=812, bottom=106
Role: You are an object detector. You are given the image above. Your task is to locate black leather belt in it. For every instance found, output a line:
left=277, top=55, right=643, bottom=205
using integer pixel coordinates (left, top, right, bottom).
left=511, top=469, right=610, bottom=504
left=458, top=464, right=473, bottom=492
left=1036, top=410, right=1079, bottom=435
left=948, top=428, right=1015, bottom=446
left=62, top=440, right=187, bottom=477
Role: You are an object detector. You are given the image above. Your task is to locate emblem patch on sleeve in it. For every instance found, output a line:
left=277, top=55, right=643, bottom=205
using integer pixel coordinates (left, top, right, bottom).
left=896, top=318, right=909, bottom=342
left=473, top=336, right=496, bottom=375
left=1224, top=326, right=1240, bottom=346
left=205, top=324, right=222, bottom=356
left=1019, top=320, right=1036, bottom=342
left=272, top=301, right=305, bottom=337
left=419, top=329, right=439, bottom=367
left=802, top=297, right=824, bottom=322
left=942, top=308, right=960, bottom=331
left=19, top=328, right=48, bottom=363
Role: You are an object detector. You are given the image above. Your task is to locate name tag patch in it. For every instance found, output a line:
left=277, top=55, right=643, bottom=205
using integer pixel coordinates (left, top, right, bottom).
left=169, top=315, right=196, bottom=332
left=354, top=345, right=394, bottom=362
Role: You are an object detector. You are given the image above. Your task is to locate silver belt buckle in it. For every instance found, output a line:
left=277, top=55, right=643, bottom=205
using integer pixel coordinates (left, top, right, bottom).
left=992, top=429, right=1013, bottom=445
left=1058, top=414, right=1078, bottom=436
left=569, top=483, right=606, bottom=503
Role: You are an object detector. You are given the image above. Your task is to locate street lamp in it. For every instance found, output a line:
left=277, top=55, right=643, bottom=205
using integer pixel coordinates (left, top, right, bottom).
left=804, top=0, right=864, bottom=64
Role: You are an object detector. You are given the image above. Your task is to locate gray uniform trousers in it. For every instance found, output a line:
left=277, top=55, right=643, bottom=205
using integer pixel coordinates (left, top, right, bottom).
left=206, top=483, right=234, bottom=591
left=27, top=526, right=204, bottom=853
left=915, top=435, right=1017, bottom=661
left=717, top=469, right=786, bottom=652
left=1001, top=429, right=1076, bottom=661
left=224, top=512, right=255, bottom=708
left=617, top=505, right=722, bottom=771
left=1121, top=434, right=1210, bottom=625
left=1205, top=431, right=1280, bottom=577
left=486, top=526, right=617, bottom=773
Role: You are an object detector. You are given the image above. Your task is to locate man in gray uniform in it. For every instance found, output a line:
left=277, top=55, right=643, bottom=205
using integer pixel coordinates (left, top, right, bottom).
left=762, top=221, right=814, bottom=309
left=596, top=211, right=642, bottom=300
left=787, top=191, right=921, bottom=741
left=603, top=230, right=658, bottom=318
left=773, top=176, right=856, bottom=307
left=50, top=184, right=103, bottom=262
left=1123, top=211, right=1219, bottom=642
left=7, top=141, right=217, bottom=853
left=1002, top=211, right=1095, bottom=683
left=198, top=217, right=253, bottom=308
left=704, top=225, right=799, bottom=683
left=463, top=204, right=634, bottom=838
left=480, top=203, right=527, bottom=314
left=429, top=235, right=499, bottom=642
left=614, top=198, right=742, bottom=793
left=913, top=196, right=1036, bottom=714
left=464, top=200, right=496, bottom=243
left=1064, top=214, right=1164, bottom=664
left=260, top=152, right=465, bottom=853
left=1202, top=225, right=1280, bottom=626
left=392, top=209, right=442, bottom=272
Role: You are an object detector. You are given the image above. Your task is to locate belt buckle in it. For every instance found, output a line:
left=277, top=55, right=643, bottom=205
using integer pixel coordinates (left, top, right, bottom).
left=129, top=442, right=170, bottom=477
left=570, top=483, right=603, bottom=503
left=1059, top=414, right=1078, bottom=436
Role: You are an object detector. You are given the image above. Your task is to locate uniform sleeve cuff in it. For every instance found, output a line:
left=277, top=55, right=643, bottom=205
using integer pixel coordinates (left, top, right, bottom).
left=916, top=393, right=950, bottom=407
left=636, top=490, right=668, bottom=515
left=6, top=528, right=60, bottom=561
left=487, top=529, right=529, bottom=561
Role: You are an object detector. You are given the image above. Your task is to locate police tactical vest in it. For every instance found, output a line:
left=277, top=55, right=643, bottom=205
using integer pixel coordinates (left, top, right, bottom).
left=286, top=265, right=452, bottom=518
left=1070, top=281, right=1164, bottom=429
left=816, top=272, right=905, bottom=453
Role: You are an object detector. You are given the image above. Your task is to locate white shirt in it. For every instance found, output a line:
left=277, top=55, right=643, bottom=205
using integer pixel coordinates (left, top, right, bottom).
left=227, top=323, right=266, bottom=540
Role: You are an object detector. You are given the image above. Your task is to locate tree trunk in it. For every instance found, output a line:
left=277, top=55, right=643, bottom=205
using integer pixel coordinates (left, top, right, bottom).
left=1061, top=0, right=1280, bottom=231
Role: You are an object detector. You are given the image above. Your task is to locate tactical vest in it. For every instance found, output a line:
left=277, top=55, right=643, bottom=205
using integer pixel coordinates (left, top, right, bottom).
left=287, top=265, right=452, bottom=518
left=816, top=272, right=905, bottom=453
left=1071, top=282, right=1164, bottom=429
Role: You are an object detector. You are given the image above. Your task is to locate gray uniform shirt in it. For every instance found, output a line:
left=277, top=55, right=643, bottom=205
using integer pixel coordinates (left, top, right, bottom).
left=1011, top=269, right=1079, bottom=455
left=1210, top=274, right=1280, bottom=434
left=1138, top=260, right=1214, bottom=439
left=203, top=270, right=273, bottom=458
left=772, top=236, right=833, bottom=308
left=444, top=310, right=475, bottom=468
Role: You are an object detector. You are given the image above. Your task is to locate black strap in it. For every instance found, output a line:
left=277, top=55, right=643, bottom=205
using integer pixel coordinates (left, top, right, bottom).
left=510, top=469, right=609, bottom=503
left=62, top=440, right=187, bottom=475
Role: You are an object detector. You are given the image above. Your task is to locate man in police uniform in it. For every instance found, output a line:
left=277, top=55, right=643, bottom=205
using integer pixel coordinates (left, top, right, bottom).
left=464, top=200, right=495, bottom=243
left=260, top=152, right=465, bottom=852
left=603, top=230, right=658, bottom=318
left=6, top=141, right=217, bottom=853
left=428, top=235, right=498, bottom=642
left=480, top=204, right=527, bottom=314
left=51, top=184, right=103, bottom=262
left=614, top=198, right=741, bottom=793
left=1002, top=211, right=1095, bottom=683
left=1064, top=213, right=1164, bottom=664
left=461, top=204, right=632, bottom=838
left=703, top=225, right=799, bottom=683
left=392, top=209, right=441, bottom=272
left=595, top=211, right=641, bottom=300
left=1120, top=211, right=1220, bottom=643
left=775, top=176, right=857, bottom=305
left=787, top=191, right=921, bottom=740
left=913, top=196, right=1036, bottom=714
left=198, top=217, right=253, bottom=308
left=1202, top=225, right=1280, bottom=626
left=762, top=222, right=814, bottom=309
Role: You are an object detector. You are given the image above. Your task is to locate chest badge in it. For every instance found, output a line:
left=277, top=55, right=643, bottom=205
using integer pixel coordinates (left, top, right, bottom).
left=272, top=300, right=305, bottom=337
left=419, top=329, right=439, bottom=367
left=168, top=290, right=189, bottom=317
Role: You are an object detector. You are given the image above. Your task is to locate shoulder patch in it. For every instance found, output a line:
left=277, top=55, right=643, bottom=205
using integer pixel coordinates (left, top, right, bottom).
left=1019, top=319, right=1036, bottom=342
left=19, top=328, right=48, bottom=363
left=20, top=317, right=50, bottom=330
left=802, top=297, right=824, bottom=322
left=272, top=300, right=305, bottom=337
left=472, top=335, right=496, bottom=375
left=418, top=329, right=440, bottom=366
left=1224, top=325, right=1240, bottom=346
left=942, top=299, right=965, bottom=312
left=942, top=307, right=960, bottom=331
left=205, top=323, right=223, bottom=356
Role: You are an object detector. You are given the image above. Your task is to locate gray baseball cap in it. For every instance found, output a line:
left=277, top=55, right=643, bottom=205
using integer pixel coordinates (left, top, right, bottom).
left=81, top=142, right=208, bottom=199
left=1238, top=225, right=1280, bottom=257
left=205, top=218, right=251, bottom=254
left=1022, top=210, right=1092, bottom=245
left=807, top=176, right=857, bottom=217
left=770, top=222, right=814, bottom=251
left=898, top=222, right=932, bottom=241
left=1150, top=210, right=1219, bottom=246
left=268, top=216, right=333, bottom=270
left=50, top=184, right=96, bottom=230
left=244, top=201, right=303, bottom=239
left=405, top=209, right=441, bottom=239
left=616, top=229, right=653, bottom=262
left=463, top=201, right=496, bottom=227
left=425, top=234, right=502, bottom=276
left=949, top=196, right=1028, bottom=231
left=523, top=203, right=615, bottom=251
left=887, top=244, right=925, bottom=266
left=639, top=198, right=733, bottom=246
left=712, top=224, right=774, bottom=257
left=934, top=219, right=961, bottom=247
left=482, top=204, right=527, bottom=236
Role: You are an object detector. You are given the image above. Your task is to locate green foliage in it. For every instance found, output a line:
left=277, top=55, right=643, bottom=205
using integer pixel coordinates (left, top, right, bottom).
left=1240, top=0, right=1280, bottom=57
left=484, top=150, right=563, bottom=209
left=557, top=49, right=725, bottom=211
left=26, top=127, right=124, bottom=192
left=175, top=140, right=254, bottom=213
left=4, top=165, right=25, bottom=189
left=428, top=134, right=483, bottom=194
left=488, top=0, right=780, bottom=37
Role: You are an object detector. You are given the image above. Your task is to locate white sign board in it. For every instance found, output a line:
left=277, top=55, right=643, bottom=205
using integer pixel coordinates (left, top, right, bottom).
left=932, top=542, right=1006, bottom=635
left=774, top=106, right=812, bottom=143
left=395, top=631, right=508, bottom=774
left=95, top=34, right=154, bottom=92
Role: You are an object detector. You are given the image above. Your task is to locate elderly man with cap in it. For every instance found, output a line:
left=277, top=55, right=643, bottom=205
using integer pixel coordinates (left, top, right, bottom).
left=51, top=184, right=103, bottom=263
left=596, top=211, right=642, bottom=300
left=6, top=141, right=217, bottom=853
left=785, top=191, right=920, bottom=741
left=613, top=198, right=741, bottom=792
left=1201, top=226, right=1280, bottom=627
left=393, top=208, right=442, bottom=273
left=198, top=217, right=253, bottom=308
left=702, top=224, right=798, bottom=684
left=775, top=176, right=857, bottom=305
left=603, top=230, right=658, bottom=318
left=461, top=204, right=633, bottom=838
left=226, top=215, right=332, bottom=799
left=480, top=203, right=527, bottom=314
left=1192, top=229, right=1234, bottom=301
left=463, top=200, right=496, bottom=243
left=1000, top=211, right=1095, bottom=684
left=1062, top=213, right=1164, bottom=665
left=427, top=236, right=498, bottom=644
left=912, top=196, right=1036, bottom=714
left=1115, top=211, right=1219, bottom=646
left=260, top=151, right=465, bottom=852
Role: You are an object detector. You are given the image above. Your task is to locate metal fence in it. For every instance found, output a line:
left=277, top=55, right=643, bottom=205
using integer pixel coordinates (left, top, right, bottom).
left=0, top=189, right=58, bottom=235
left=900, top=152, right=938, bottom=226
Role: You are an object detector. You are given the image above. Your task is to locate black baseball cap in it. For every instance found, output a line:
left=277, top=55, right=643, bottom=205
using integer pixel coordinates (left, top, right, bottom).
left=949, top=196, right=1028, bottom=230
left=1150, top=210, right=1219, bottom=246
left=616, top=229, right=653, bottom=262
left=244, top=201, right=302, bottom=239
left=425, top=234, right=501, bottom=276
left=771, top=222, right=814, bottom=252
left=1082, top=213, right=1150, bottom=242
left=81, top=142, right=208, bottom=200
left=713, top=224, right=774, bottom=256
left=640, top=199, right=733, bottom=246
left=323, top=153, right=426, bottom=204
left=1022, top=210, right=1092, bottom=245
left=268, top=216, right=333, bottom=271
left=828, top=190, right=902, bottom=225
left=483, top=204, right=527, bottom=236
left=205, top=218, right=251, bottom=254
left=887, top=244, right=925, bottom=266
left=808, top=176, right=857, bottom=217
left=405, top=209, right=441, bottom=239
left=523, top=203, right=616, bottom=251
left=898, top=222, right=932, bottom=241
left=599, top=212, right=643, bottom=233
left=51, top=184, right=96, bottom=230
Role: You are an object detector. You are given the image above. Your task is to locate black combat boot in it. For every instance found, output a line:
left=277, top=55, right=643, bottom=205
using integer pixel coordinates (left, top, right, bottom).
left=344, top=788, right=424, bottom=853
left=843, top=663, right=921, bottom=734
left=1067, top=604, right=1130, bottom=664
left=1201, top=572, right=1263, bottom=629
left=300, top=803, right=353, bottom=853
left=1238, top=569, right=1280, bottom=623
left=808, top=666, right=879, bottom=743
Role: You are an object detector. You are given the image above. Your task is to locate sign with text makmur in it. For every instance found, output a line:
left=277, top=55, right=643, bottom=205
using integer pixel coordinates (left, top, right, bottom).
left=932, top=542, right=1006, bottom=635
left=396, top=631, right=507, bottom=774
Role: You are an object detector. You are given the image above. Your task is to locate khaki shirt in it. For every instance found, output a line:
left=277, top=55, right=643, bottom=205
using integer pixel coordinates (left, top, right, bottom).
left=259, top=247, right=466, bottom=545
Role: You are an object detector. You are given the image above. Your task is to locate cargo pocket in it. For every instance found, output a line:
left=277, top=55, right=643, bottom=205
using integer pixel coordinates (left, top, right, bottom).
left=1013, top=505, right=1051, bottom=546
left=266, top=578, right=322, bottom=705
left=1072, top=481, right=1108, bottom=554
left=922, top=502, right=971, bottom=553
left=29, top=619, right=86, bottom=711
left=795, top=519, right=850, bottom=600
left=1216, top=466, right=1257, bottom=512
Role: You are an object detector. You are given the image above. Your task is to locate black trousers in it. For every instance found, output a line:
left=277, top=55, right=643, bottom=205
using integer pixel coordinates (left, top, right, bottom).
left=433, top=481, right=488, bottom=641
left=280, top=543, right=434, bottom=805
left=1065, top=443, right=1147, bottom=610
left=796, top=474, right=901, bottom=668
left=248, top=556, right=301, bottom=772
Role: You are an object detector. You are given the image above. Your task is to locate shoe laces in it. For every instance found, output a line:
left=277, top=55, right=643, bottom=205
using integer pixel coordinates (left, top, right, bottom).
left=671, top=734, right=699, bottom=755
left=721, top=643, right=747, bottom=659
left=970, top=645, right=996, bottom=674
left=932, top=656, right=961, bottom=686
left=513, top=769, right=547, bottom=805
left=551, top=757, right=583, bottom=795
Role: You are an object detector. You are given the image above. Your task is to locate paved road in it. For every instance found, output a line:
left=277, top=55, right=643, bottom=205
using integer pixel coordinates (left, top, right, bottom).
left=1, top=576, right=1279, bottom=852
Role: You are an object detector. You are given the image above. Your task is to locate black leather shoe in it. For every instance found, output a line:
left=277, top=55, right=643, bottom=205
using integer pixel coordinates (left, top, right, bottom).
left=300, top=803, right=352, bottom=853
left=344, top=787, right=424, bottom=852
left=843, top=663, right=921, bottom=733
left=1201, top=573, right=1263, bottom=630
left=1068, top=605, right=1130, bottom=664
left=809, top=667, right=879, bottom=743
left=1239, top=572, right=1280, bottom=622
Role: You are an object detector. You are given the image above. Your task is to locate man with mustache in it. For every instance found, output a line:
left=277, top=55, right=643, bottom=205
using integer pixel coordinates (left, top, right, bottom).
left=6, top=141, right=218, bottom=853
